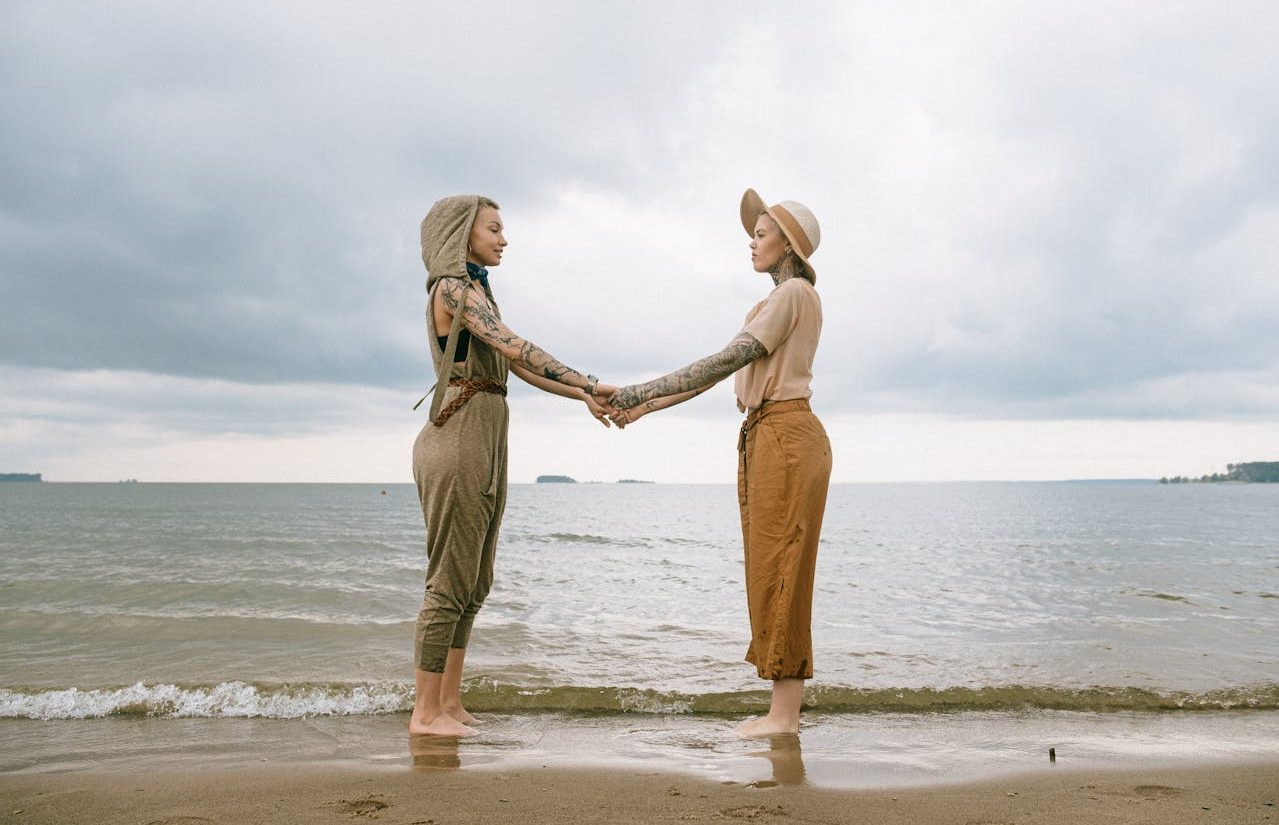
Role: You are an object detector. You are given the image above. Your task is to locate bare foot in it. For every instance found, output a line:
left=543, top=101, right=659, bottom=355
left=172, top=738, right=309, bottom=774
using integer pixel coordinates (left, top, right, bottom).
left=409, top=713, right=477, bottom=737
left=443, top=705, right=478, bottom=725
left=735, top=715, right=799, bottom=738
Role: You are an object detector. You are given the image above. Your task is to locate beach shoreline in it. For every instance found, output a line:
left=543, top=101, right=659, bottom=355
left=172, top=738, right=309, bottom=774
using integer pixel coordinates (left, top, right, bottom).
left=6, top=708, right=1279, bottom=786
left=3, top=759, right=1277, bottom=825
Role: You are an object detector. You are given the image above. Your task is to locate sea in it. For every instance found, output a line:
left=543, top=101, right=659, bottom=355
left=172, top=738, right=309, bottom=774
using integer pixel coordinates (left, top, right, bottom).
left=1, top=481, right=1276, bottom=786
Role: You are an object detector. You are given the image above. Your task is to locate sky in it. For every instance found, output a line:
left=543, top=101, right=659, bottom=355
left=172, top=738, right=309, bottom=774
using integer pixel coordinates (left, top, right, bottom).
left=2, top=1, right=1277, bottom=483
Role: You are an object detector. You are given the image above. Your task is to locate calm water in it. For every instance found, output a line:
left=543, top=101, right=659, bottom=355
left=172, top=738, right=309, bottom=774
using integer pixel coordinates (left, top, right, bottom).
left=1, top=482, right=1276, bottom=720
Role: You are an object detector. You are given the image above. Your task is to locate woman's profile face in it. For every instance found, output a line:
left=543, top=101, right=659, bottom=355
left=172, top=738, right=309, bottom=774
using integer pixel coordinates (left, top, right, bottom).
left=467, top=207, right=507, bottom=267
left=749, top=214, right=789, bottom=274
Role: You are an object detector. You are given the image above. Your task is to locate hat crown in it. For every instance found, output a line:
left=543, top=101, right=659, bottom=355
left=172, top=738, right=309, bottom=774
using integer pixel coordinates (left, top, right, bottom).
left=774, top=200, right=820, bottom=255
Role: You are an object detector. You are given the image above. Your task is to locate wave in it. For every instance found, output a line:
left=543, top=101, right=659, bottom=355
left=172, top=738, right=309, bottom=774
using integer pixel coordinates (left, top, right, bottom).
left=536, top=532, right=627, bottom=546
left=2, top=680, right=1277, bottom=720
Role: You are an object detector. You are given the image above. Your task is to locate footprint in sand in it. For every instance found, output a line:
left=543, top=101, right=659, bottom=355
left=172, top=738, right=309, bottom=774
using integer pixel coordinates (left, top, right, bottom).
left=326, top=795, right=390, bottom=817
left=715, top=804, right=786, bottom=820
left=1130, top=785, right=1185, bottom=800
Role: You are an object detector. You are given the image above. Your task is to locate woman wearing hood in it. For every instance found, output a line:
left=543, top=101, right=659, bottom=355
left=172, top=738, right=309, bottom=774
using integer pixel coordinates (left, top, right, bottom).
left=608, top=189, right=832, bottom=737
left=412, top=195, right=615, bottom=737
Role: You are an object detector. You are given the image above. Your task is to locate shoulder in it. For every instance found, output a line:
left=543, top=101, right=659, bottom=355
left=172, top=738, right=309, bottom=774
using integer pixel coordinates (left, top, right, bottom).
left=434, top=275, right=467, bottom=303
left=767, top=277, right=819, bottom=309
left=777, top=277, right=817, bottom=298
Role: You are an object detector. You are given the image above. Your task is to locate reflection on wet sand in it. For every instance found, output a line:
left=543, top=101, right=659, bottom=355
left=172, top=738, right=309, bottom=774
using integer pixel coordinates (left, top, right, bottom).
left=409, top=735, right=462, bottom=770
left=747, top=733, right=806, bottom=785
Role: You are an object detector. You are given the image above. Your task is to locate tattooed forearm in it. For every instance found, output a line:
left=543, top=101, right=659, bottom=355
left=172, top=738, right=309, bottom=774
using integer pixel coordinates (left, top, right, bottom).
left=517, top=340, right=584, bottom=384
left=443, top=278, right=592, bottom=389
left=639, top=385, right=708, bottom=414
left=612, top=334, right=766, bottom=409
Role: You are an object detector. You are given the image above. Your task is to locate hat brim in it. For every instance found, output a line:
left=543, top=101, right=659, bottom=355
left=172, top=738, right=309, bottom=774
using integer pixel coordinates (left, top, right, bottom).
left=739, top=188, right=817, bottom=284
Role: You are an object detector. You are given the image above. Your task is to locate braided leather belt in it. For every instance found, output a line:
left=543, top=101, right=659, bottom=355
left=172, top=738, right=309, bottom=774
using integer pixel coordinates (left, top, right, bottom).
left=432, top=378, right=508, bottom=427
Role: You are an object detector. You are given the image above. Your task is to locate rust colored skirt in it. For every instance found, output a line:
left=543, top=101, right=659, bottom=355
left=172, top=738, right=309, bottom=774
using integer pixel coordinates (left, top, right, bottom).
left=737, top=398, right=832, bottom=681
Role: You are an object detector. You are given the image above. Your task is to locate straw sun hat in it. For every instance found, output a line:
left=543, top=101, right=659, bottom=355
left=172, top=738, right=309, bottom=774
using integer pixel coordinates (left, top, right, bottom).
left=739, top=188, right=821, bottom=283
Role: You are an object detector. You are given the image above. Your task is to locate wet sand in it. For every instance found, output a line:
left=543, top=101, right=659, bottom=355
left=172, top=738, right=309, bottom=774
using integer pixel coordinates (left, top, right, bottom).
left=2, top=759, right=1277, bottom=825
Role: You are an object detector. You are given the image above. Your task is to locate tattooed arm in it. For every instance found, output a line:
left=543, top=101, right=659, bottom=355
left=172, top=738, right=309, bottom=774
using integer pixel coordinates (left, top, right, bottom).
left=437, top=278, right=599, bottom=393
left=608, top=333, right=768, bottom=410
left=510, top=363, right=616, bottom=427
left=608, top=381, right=719, bottom=428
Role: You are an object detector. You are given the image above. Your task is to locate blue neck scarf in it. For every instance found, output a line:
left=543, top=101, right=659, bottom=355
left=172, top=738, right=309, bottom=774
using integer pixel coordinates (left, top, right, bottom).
left=466, top=261, right=489, bottom=291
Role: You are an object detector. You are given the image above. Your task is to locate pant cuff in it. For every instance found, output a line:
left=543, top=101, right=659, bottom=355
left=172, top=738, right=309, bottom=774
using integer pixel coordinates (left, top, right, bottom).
left=416, top=641, right=450, bottom=673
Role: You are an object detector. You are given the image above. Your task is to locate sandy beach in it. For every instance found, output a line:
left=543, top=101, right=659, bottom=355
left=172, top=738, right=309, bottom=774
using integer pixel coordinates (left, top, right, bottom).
left=3, top=759, right=1277, bottom=825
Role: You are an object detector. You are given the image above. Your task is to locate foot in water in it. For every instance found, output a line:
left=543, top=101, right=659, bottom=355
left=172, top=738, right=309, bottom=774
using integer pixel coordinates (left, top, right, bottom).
left=735, top=715, right=799, bottom=738
left=444, top=705, right=478, bottom=725
left=409, top=713, right=477, bottom=737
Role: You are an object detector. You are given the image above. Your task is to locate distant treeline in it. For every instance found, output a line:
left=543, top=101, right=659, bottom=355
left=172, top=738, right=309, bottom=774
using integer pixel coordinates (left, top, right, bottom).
left=0, top=473, right=43, bottom=482
left=1161, top=462, right=1279, bottom=484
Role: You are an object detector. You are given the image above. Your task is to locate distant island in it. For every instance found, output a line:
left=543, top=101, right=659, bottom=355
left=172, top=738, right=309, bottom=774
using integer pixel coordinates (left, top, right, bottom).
left=1161, top=462, right=1279, bottom=484
left=617, top=479, right=654, bottom=484
left=0, top=473, right=43, bottom=483
left=536, top=475, right=576, bottom=484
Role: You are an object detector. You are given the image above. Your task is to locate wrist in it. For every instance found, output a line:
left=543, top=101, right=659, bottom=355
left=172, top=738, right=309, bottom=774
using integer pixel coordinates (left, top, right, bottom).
left=584, top=374, right=598, bottom=395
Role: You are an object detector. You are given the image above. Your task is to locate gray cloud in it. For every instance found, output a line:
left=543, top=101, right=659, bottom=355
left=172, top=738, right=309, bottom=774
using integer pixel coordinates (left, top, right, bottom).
left=0, top=2, right=751, bottom=386
left=2, top=0, right=1278, bottom=436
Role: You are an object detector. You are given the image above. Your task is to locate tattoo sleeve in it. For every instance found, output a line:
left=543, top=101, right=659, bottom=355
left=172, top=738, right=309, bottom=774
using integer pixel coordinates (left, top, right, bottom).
left=612, top=333, right=767, bottom=409
left=442, top=279, right=592, bottom=389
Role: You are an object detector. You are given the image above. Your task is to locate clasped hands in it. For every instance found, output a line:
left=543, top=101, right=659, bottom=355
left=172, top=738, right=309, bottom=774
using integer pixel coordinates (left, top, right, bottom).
left=582, top=383, right=647, bottom=429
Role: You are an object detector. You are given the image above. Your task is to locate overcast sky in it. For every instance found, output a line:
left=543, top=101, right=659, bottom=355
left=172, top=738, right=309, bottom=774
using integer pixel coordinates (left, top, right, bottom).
left=2, top=1, right=1277, bottom=483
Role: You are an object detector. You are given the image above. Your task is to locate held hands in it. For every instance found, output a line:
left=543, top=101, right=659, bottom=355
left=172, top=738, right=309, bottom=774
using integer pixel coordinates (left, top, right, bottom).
left=584, top=392, right=614, bottom=427
left=584, top=382, right=620, bottom=428
left=580, top=381, right=659, bottom=430
left=604, top=384, right=647, bottom=429
left=607, top=402, right=652, bottom=429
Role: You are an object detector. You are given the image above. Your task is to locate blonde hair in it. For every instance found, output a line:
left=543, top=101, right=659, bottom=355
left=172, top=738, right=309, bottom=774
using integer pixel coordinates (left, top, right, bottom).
left=477, top=196, right=500, bottom=211
left=759, top=212, right=813, bottom=284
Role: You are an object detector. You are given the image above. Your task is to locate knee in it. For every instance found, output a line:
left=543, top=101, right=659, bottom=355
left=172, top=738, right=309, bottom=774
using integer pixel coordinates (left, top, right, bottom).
left=460, top=576, right=493, bottom=617
left=418, top=585, right=464, bottom=619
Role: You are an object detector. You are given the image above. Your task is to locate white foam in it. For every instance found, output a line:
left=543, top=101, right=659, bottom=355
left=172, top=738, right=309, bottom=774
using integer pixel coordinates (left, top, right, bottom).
left=0, top=682, right=413, bottom=720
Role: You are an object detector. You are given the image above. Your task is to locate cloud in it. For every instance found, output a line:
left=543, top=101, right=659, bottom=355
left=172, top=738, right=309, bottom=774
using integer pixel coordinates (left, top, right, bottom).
left=0, top=2, right=757, bottom=385
left=2, top=1, right=1279, bottom=483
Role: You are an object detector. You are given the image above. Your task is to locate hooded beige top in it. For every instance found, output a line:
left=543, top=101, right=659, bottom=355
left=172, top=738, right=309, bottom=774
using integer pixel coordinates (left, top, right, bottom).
left=734, top=278, right=822, bottom=413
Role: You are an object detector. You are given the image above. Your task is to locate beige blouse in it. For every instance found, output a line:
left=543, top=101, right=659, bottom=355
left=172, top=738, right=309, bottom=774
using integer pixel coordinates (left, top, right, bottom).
left=734, top=277, right=822, bottom=412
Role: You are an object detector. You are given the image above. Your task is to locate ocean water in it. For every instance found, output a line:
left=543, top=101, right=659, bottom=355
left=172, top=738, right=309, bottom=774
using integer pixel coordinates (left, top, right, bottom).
left=2, top=481, right=1275, bottom=718
left=1, top=481, right=1277, bottom=782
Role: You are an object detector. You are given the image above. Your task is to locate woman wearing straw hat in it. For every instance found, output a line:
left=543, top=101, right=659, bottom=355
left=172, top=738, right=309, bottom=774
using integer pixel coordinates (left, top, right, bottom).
left=609, top=189, right=832, bottom=736
left=412, top=195, right=617, bottom=737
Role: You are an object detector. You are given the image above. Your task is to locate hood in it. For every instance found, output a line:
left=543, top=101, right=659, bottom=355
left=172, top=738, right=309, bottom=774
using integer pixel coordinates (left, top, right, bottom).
left=420, top=195, right=482, bottom=292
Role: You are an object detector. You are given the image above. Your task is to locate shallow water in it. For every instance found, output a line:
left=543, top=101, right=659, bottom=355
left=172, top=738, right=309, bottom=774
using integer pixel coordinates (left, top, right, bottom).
left=1, top=481, right=1277, bottom=721
left=3, top=710, right=1277, bottom=788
